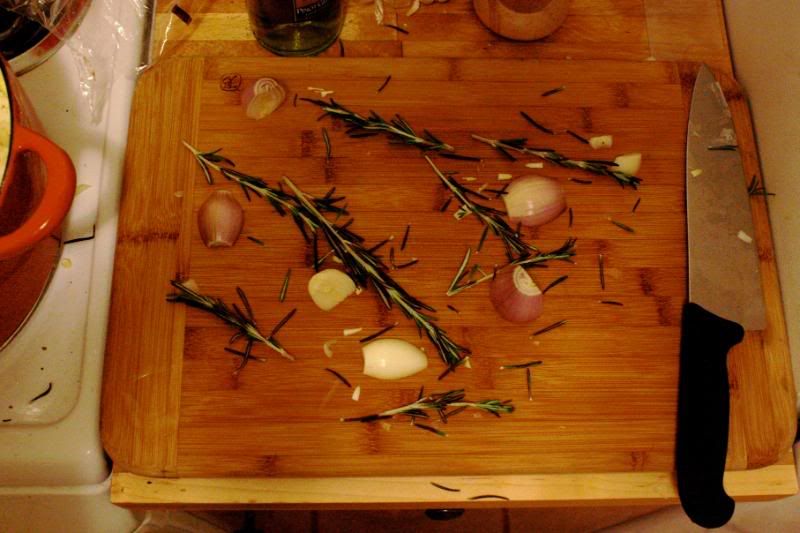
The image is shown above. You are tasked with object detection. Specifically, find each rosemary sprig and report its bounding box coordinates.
[426,156,536,259]
[471,134,642,189]
[342,389,514,423]
[167,280,294,364]
[300,98,455,152]
[447,239,577,296]
[184,143,468,368]
[282,177,469,368]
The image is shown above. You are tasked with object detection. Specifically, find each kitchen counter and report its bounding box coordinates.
[105,0,797,508]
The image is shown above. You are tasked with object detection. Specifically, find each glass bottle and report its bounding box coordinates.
[246,0,345,57]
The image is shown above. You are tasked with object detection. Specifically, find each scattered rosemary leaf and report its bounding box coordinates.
[598,253,605,290]
[485,184,510,198]
[439,153,482,162]
[469,494,510,501]
[609,218,635,233]
[431,482,461,492]
[541,85,565,97]
[377,74,392,93]
[531,320,566,337]
[293,93,298,107]
[322,127,331,162]
[476,225,489,252]
[500,360,542,370]
[325,368,352,388]
[247,235,266,247]
[542,275,568,294]
[526,367,533,401]
[338,39,345,56]
[520,111,554,135]
[447,304,460,314]
[414,423,447,437]
[566,129,589,144]
[384,23,409,35]
[632,198,641,213]
[601,300,624,306]
[224,347,267,363]
[401,224,411,250]
[394,258,419,270]
[747,175,775,197]
[279,268,291,302]
[29,382,53,403]
[568,177,593,185]
[439,196,453,212]
[269,308,297,337]
[568,207,574,228]
[708,144,738,151]
[359,322,398,343]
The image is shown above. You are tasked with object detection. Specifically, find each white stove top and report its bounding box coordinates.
[0,1,145,486]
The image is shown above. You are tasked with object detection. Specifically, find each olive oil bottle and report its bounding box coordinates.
[247,0,344,56]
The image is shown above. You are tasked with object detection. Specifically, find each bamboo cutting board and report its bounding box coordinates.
[101,57,795,483]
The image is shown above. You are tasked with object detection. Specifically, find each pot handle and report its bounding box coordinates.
[0,126,76,260]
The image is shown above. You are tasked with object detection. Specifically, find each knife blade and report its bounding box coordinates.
[676,64,766,528]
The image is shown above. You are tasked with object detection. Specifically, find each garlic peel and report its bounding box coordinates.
[589,135,613,149]
[362,338,428,380]
[197,190,244,248]
[242,78,285,119]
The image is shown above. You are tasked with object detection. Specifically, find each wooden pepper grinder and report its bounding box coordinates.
[473,0,569,40]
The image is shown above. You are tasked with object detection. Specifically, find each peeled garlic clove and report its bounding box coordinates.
[613,152,642,176]
[489,266,544,323]
[241,78,285,120]
[503,175,566,227]
[197,190,244,248]
[308,269,357,311]
[588,135,613,149]
[362,338,428,380]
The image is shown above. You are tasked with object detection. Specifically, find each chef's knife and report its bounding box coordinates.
[676,64,766,528]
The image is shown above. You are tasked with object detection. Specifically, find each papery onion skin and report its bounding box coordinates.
[197,190,244,248]
[241,78,285,119]
[503,175,566,227]
[490,266,544,323]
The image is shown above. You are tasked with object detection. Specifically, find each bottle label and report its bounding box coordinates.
[293,0,333,22]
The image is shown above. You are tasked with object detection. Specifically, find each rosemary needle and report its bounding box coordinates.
[384,23,409,35]
[609,218,635,233]
[568,177,592,185]
[359,322,398,343]
[598,254,610,296]
[446,304,459,314]
[542,275,568,294]
[401,224,411,250]
[531,320,566,337]
[414,423,447,437]
[247,236,266,247]
[526,367,533,401]
[431,482,461,492]
[568,207,574,228]
[377,75,392,93]
[601,300,624,306]
[500,360,542,370]
[566,130,589,144]
[541,85,565,97]
[325,368,352,388]
[322,127,331,162]
[520,111,554,135]
[469,494,511,501]
[279,268,291,302]
[632,198,641,212]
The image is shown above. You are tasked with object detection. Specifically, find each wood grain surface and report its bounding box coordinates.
[102,53,796,500]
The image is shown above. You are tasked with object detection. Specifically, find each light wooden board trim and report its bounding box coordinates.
[110,451,797,509]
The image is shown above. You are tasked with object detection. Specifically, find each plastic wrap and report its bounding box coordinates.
[0,0,153,121]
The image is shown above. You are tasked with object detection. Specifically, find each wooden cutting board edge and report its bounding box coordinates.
[100,57,796,482]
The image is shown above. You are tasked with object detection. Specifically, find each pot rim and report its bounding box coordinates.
[0,59,13,195]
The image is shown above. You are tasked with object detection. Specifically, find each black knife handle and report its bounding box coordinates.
[676,302,744,528]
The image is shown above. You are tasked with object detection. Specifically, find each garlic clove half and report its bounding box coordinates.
[197,190,244,248]
[613,152,642,176]
[362,338,428,380]
[241,78,285,120]
[308,269,357,311]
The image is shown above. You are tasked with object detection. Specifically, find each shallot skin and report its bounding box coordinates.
[489,266,544,323]
[503,176,566,227]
